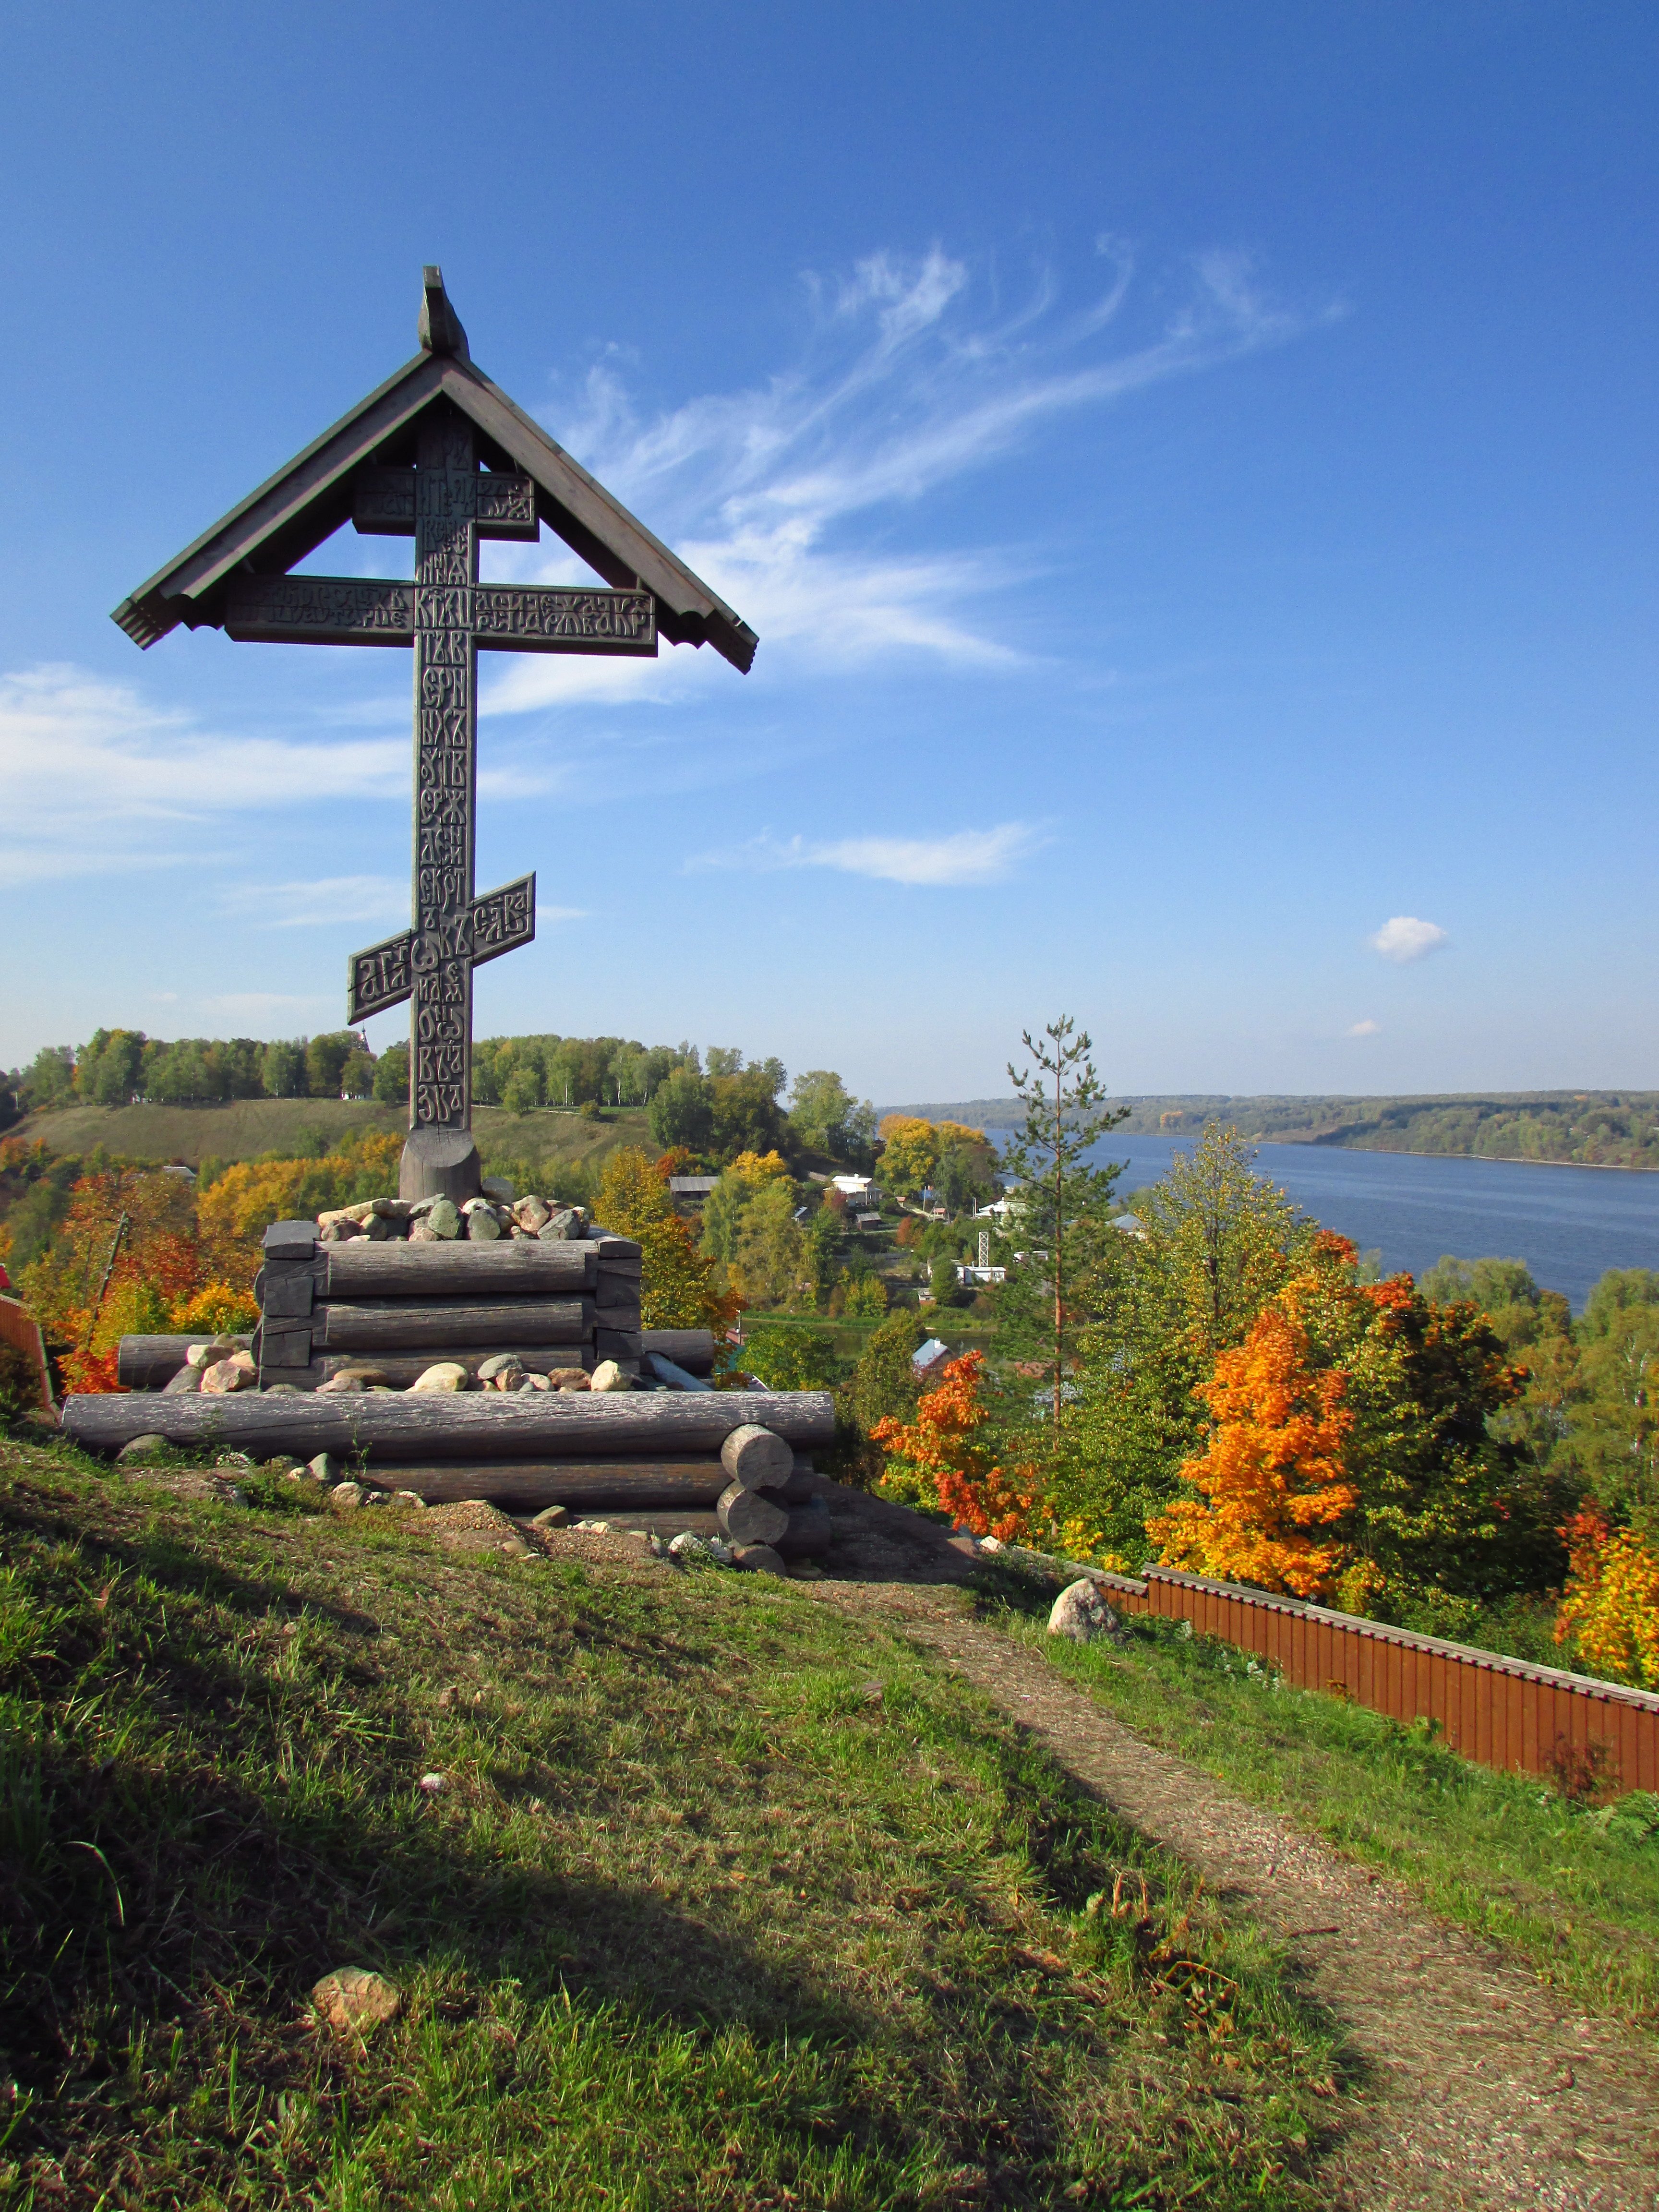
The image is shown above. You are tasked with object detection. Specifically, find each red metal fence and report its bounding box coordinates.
[1089,1562,1659,1793]
[0,1295,54,1414]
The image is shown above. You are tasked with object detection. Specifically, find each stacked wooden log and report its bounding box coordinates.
[81,1216,837,1564]
[62,1386,838,1560]
[254,1218,642,1386]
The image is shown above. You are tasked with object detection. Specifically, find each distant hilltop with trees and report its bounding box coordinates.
[882,1091,1659,1171]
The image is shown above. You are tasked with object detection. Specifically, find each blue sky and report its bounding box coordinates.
[2,2,1655,1103]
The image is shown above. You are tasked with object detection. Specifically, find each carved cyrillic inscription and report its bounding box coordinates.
[348,931,415,1023]
[474,472,538,539]
[473,586,656,655]
[405,411,479,1132]
[352,465,536,541]
[351,467,417,534]
[472,873,536,964]
[224,576,413,645]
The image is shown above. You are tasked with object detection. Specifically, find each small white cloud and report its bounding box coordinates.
[1346,1019,1381,1038]
[1370,916,1449,964]
[691,822,1043,887]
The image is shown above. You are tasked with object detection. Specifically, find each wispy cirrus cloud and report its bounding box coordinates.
[1370,916,1450,964]
[486,240,1329,710]
[690,821,1044,887]
[0,664,407,883]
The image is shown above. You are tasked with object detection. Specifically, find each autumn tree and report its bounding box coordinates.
[597,1147,739,1336]
[1554,1510,1659,1688]
[1147,1283,1358,1598]
[876,1116,940,1200]
[873,1351,1040,1541]
[1053,1126,1313,1563]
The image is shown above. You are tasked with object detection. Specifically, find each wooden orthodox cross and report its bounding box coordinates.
[115,269,757,1199]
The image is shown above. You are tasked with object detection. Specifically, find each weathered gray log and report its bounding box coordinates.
[717,1480,789,1547]
[774,1462,818,1505]
[362,1457,734,1508]
[594,1274,643,1309]
[119,1334,252,1391]
[313,1298,590,1350]
[595,1327,644,1361]
[641,1329,715,1377]
[322,1241,593,1297]
[720,1423,793,1492]
[61,1387,836,1462]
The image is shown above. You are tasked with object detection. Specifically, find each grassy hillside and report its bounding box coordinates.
[886,1093,1659,1169]
[0,1433,1338,2208]
[11,1099,656,1183]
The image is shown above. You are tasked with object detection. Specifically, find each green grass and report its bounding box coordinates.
[0,1435,1348,2210]
[11,1100,651,1183]
[1001,1595,1659,2035]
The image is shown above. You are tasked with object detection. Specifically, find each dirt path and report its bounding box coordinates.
[809,1485,1659,2212]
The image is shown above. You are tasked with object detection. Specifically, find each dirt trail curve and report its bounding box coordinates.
[809,1484,1659,2212]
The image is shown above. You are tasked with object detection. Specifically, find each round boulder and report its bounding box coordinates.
[1047,1578,1124,1644]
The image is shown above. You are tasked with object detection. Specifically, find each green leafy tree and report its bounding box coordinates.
[733,1180,812,1310]
[1566,1270,1659,1532]
[997,1016,1129,1433]
[709,1069,789,1162]
[259,1039,305,1099]
[373,1042,410,1106]
[77,1028,146,1106]
[21,1046,76,1112]
[740,1322,838,1391]
[848,1307,927,1436]
[705,1046,745,1078]
[649,1066,714,1154]
[788,1070,877,1167]
[304,1032,360,1099]
[502,1067,541,1116]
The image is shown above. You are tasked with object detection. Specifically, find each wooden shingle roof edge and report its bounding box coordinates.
[111,304,757,674]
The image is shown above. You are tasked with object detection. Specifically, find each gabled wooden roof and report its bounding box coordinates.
[112,270,757,674]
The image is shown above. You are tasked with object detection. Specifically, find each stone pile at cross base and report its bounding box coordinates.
[61,1176,836,1572]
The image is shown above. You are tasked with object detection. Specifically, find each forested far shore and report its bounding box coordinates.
[884,1090,1659,1170]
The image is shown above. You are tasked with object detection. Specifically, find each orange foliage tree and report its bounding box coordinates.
[20,1162,253,1393]
[871,1350,1040,1541]
[1555,1510,1659,1688]
[1147,1281,1358,1598]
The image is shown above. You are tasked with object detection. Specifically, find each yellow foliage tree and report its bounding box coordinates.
[598,1148,741,1337]
[1147,1283,1358,1599]
[196,1131,403,1251]
[876,1115,940,1198]
[728,1150,792,1183]
[1555,1511,1659,1688]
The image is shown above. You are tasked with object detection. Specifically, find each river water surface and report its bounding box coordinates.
[976,1130,1659,1311]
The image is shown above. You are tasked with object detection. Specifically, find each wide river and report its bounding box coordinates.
[976,1130,1659,1311]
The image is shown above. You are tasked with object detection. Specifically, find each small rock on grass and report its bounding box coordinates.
[116,1433,169,1464]
[330,1482,364,1510]
[392,1489,428,1509]
[311,1967,402,2032]
[1047,1578,1124,1643]
[529,1504,569,1529]
[308,1453,338,1484]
